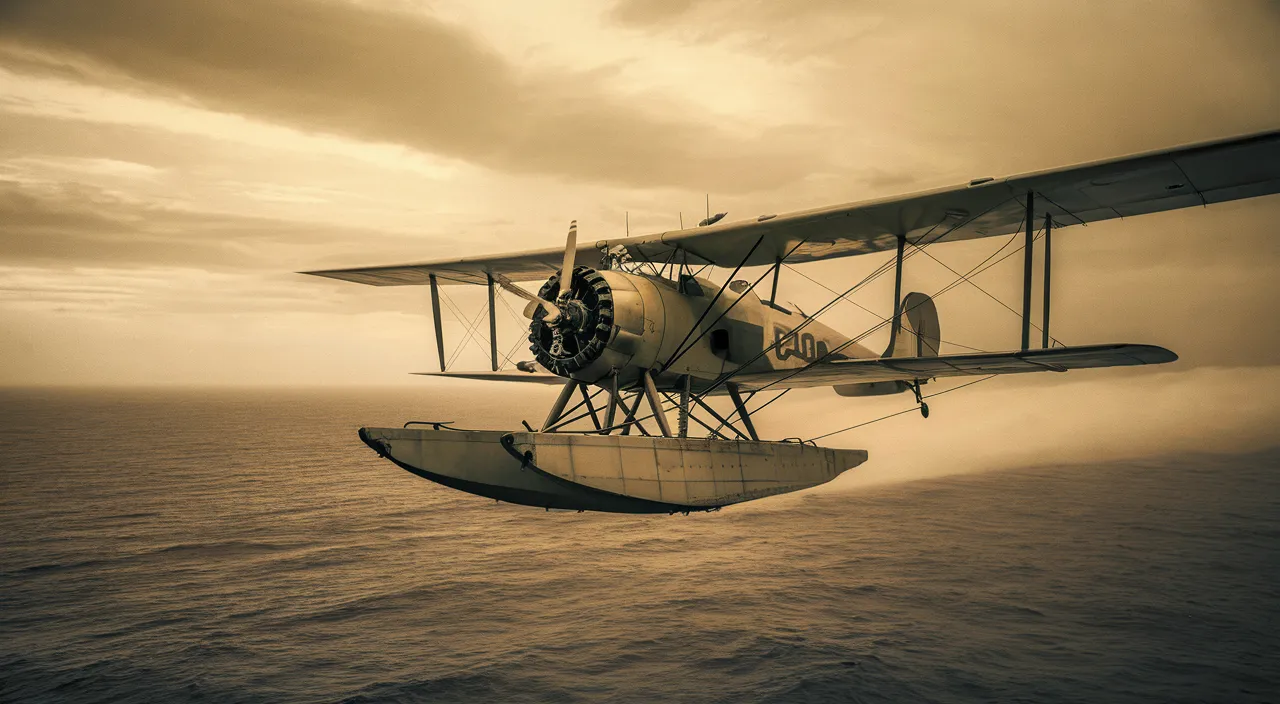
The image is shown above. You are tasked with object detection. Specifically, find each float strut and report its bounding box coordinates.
[429,274,446,372]
[541,380,579,432]
[642,371,673,437]
[579,384,602,430]
[1042,213,1052,349]
[1021,191,1035,351]
[619,391,646,436]
[603,373,619,434]
[726,382,759,441]
[678,375,691,438]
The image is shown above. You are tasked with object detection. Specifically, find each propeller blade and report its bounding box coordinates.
[490,272,540,304]
[557,220,577,299]
[492,272,560,322]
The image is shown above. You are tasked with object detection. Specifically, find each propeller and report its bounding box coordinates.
[488,220,580,327]
[548,220,580,357]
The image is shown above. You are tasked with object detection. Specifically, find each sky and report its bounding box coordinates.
[1,0,1278,392]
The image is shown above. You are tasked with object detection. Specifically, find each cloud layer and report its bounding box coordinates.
[0,0,1277,388]
[0,0,822,191]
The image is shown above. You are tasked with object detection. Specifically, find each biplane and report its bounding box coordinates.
[305,129,1280,514]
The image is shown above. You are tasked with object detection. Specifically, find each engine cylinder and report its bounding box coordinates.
[528,268,662,385]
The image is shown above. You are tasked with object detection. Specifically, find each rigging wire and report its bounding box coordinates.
[725,222,1055,431]
[714,388,791,433]
[806,374,997,442]
[660,235,768,372]
[705,243,945,429]
[721,200,1054,426]
[782,263,990,354]
[796,213,1070,440]
[494,288,532,365]
[439,288,520,369]
[911,231,1064,347]
[695,195,1019,402]
[439,291,489,369]
[495,286,528,326]
[558,389,681,435]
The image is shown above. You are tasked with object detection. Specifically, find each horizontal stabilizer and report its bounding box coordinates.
[413,370,566,385]
[729,343,1177,391]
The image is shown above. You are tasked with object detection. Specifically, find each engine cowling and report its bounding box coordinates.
[528,267,675,386]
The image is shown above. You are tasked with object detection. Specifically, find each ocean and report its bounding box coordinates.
[1,387,1277,703]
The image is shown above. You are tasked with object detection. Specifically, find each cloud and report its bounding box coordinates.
[610,0,1280,179]
[10,156,163,180]
[0,179,410,271]
[0,0,824,192]
[612,0,700,26]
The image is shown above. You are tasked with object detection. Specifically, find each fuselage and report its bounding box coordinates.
[551,269,877,394]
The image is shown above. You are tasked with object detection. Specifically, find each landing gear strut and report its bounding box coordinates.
[910,380,929,419]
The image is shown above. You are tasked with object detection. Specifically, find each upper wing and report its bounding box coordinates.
[301,242,604,286]
[728,343,1177,391]
[628,129,1280,268]
[302,129,1279,285]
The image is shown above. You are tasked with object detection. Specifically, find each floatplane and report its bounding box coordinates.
[305,130,1279,513]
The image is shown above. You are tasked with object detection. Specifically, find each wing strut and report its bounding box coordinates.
[1021,191,1035,350]
[887,234,906,355]
[487,273,499,372]
[429,274,446,372]
[1042,212,1053,349]
[768,257,781,305]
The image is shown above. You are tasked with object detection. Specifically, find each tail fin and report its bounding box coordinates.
[884,292,941,359]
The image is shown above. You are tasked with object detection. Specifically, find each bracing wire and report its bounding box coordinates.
[782,263,990,354]
[806,374,997,442]
[440,291,489,368]
[911,230,1064,347]
[687,194,1017,404]
[439,288,520,369]
[697,197,1016,403]
[721,197,1053,425]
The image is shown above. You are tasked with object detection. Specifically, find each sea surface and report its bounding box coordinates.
[1,388,1277,703]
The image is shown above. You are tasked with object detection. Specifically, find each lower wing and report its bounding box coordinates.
[412,370,565,384]
[729,343,1176,391]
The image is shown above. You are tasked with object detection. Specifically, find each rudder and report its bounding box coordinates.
[884,292,941,359]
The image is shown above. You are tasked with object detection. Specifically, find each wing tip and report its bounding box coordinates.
[1129,344,1178,365]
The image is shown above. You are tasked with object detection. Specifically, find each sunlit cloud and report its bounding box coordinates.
[0,67,465,180]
